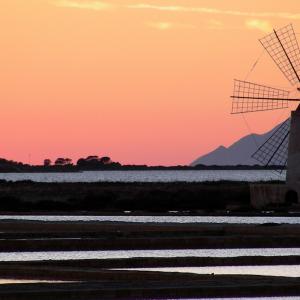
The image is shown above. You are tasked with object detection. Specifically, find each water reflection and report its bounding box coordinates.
[0,279,65,284]
[0,170,284,183]
[1,215,300,224]
[2,248,300,261]
[130,265,300,277]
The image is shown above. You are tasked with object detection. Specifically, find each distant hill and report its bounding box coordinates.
[191,123,281,166]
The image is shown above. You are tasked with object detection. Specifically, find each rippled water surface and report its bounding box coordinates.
[1,215,300,224]
[3,248,300,261]
[0,170,284,182]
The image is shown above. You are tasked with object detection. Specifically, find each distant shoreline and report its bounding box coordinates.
[0,165,286,173]
[0,156,286,172]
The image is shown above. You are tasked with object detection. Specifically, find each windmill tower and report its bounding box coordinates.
[231,24,300,203]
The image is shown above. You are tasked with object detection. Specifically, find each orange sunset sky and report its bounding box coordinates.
[1,0,300,166]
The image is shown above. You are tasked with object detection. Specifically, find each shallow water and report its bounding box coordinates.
[0,170,284,182]
[2,248,300,261]
[129,265,300,277]
[0,279,66,284]
[1,215,300,224]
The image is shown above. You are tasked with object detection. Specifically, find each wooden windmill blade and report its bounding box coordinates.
[259,24,300,86]
[251,119,290,171]
[231,80,293,114]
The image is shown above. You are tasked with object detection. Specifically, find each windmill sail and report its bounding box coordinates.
[231,80,290,114]
[252,118,290,169]
[260,24,300,86]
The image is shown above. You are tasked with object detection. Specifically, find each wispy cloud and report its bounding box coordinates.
[245,19,273,33]
[128,4,186,12]
[147,22,196,30]
[53,1,300,33]
[128,4,300,20]
[55,0,114,10]
[54,1,300,21]
[147,22,173,30]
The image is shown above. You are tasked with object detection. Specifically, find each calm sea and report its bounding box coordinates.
[0,170,285,182]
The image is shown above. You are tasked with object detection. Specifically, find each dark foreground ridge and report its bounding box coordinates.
[1,274,300,299]
[2,220,300,250]
[0,180,289,213]
[1,220,300,298]
[0,181,298,298]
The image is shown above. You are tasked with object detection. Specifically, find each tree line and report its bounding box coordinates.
[43,156,122,169]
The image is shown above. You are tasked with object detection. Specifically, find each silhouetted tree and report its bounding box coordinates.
[64,158,73,165]
[76,155,118,169]
[100,156,111,164]
[55,158,73,166]
[0,158,23,172]
[44,159,51,167]
[77,157,100,168]
[86,156,99,161]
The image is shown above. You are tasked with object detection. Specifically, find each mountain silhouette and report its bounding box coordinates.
[191,122,283,166]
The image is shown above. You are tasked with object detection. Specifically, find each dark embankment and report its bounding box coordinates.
[1,273,300,299]
[2,235,300,251]
[1,220,300,250]
[0,181,252,212]
[2,220,300,298]
[0,255,300,298]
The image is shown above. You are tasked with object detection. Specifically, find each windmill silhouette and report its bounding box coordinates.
[231,24,300,198]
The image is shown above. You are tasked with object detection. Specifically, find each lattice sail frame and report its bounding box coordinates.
[231,24,300,169]
[231,80,290,114]
[260,24,300,86]
[252,118,290,170]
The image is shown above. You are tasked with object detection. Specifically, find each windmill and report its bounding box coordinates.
[231,24,300,199]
